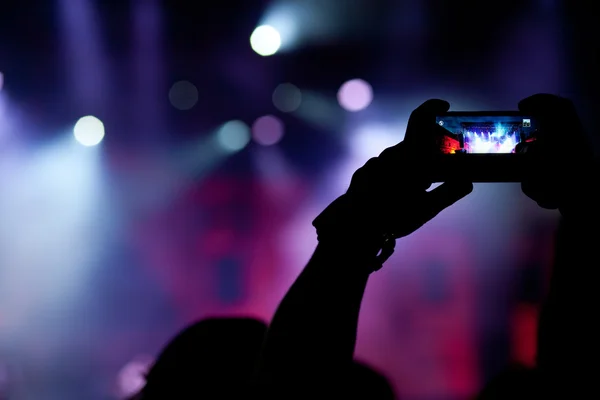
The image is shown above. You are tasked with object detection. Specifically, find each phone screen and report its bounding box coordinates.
[434,113,539,154]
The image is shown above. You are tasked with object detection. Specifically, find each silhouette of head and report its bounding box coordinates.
[273,360,395,400]
[139,317,267,399]
[476,364,538,400]
[346,360,395,399]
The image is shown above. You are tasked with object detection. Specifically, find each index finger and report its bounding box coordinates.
[404,99,450,148]
[518,93,584,143]
[379,99,450,160]
[518,93,575,116]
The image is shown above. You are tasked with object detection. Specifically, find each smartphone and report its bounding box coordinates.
[430,112,540,182]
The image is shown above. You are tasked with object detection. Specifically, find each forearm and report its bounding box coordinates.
[536,203,600,390]
[258,242,373,384]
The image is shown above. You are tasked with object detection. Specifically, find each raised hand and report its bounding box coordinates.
[313,99,473,270]
[517,94,596,215]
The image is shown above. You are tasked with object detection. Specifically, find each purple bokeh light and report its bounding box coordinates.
[116,355,153,398]
[251,115,284,146]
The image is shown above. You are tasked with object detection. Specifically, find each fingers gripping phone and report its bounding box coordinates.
[430,112,540,182]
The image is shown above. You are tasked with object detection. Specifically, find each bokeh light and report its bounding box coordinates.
[337,79,373,112]
[168,80,199,110]
[272,83,302,112]
[116,356,153,398]
[252,115,284,146]
[73,116,105,146]
[250,25,281,56]
[350,123,404,160]
[216,120,251,152]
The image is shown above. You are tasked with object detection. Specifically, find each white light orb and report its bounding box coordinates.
[73,116,105,146]
[250,25,281,56]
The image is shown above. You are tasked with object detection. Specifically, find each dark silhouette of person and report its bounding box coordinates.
[256,93,599,399]
[132,317,267,399]
[516,94,599,398]
[476,94,598,398]
[474,364,538,399]
[255,99,473,399]
[349,360,396,400]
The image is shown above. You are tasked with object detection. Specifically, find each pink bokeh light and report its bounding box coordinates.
[116,355,154,398]
[337,79,373,112]
[251,115,284,146]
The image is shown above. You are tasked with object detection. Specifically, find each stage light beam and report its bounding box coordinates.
[250,25,281,56]
[73,116,105,147]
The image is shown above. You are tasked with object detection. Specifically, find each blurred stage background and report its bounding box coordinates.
[0,0,598,399]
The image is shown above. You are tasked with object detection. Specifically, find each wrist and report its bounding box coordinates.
[314,194,397,273]
[313,194,387,244]
[558,161,600,220]
[317,238,381,258]
[314,242,380,276]
[559,187,600,223]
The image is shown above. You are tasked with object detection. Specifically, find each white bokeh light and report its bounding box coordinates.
[337,79,373,112]
[329,122,406,200]
[73,116,105,146]
[350,123,404,161]
[250,25,282,56]
[216,120,251,152]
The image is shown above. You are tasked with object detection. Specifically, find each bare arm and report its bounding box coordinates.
[536,193,600,396]
[256,241,375,395]
[255,99,472,397]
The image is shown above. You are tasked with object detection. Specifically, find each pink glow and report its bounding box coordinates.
[252,115,284,146]
[337,79,373,112]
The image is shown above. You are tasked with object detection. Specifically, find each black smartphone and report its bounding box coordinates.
[430,112,540,182]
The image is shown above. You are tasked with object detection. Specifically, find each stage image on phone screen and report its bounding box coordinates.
[434,114,538,154]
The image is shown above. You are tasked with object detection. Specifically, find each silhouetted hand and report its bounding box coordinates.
[313,99,473,269]
[517,94,596,214]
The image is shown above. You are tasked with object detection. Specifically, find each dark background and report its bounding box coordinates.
[0,1,598,399]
